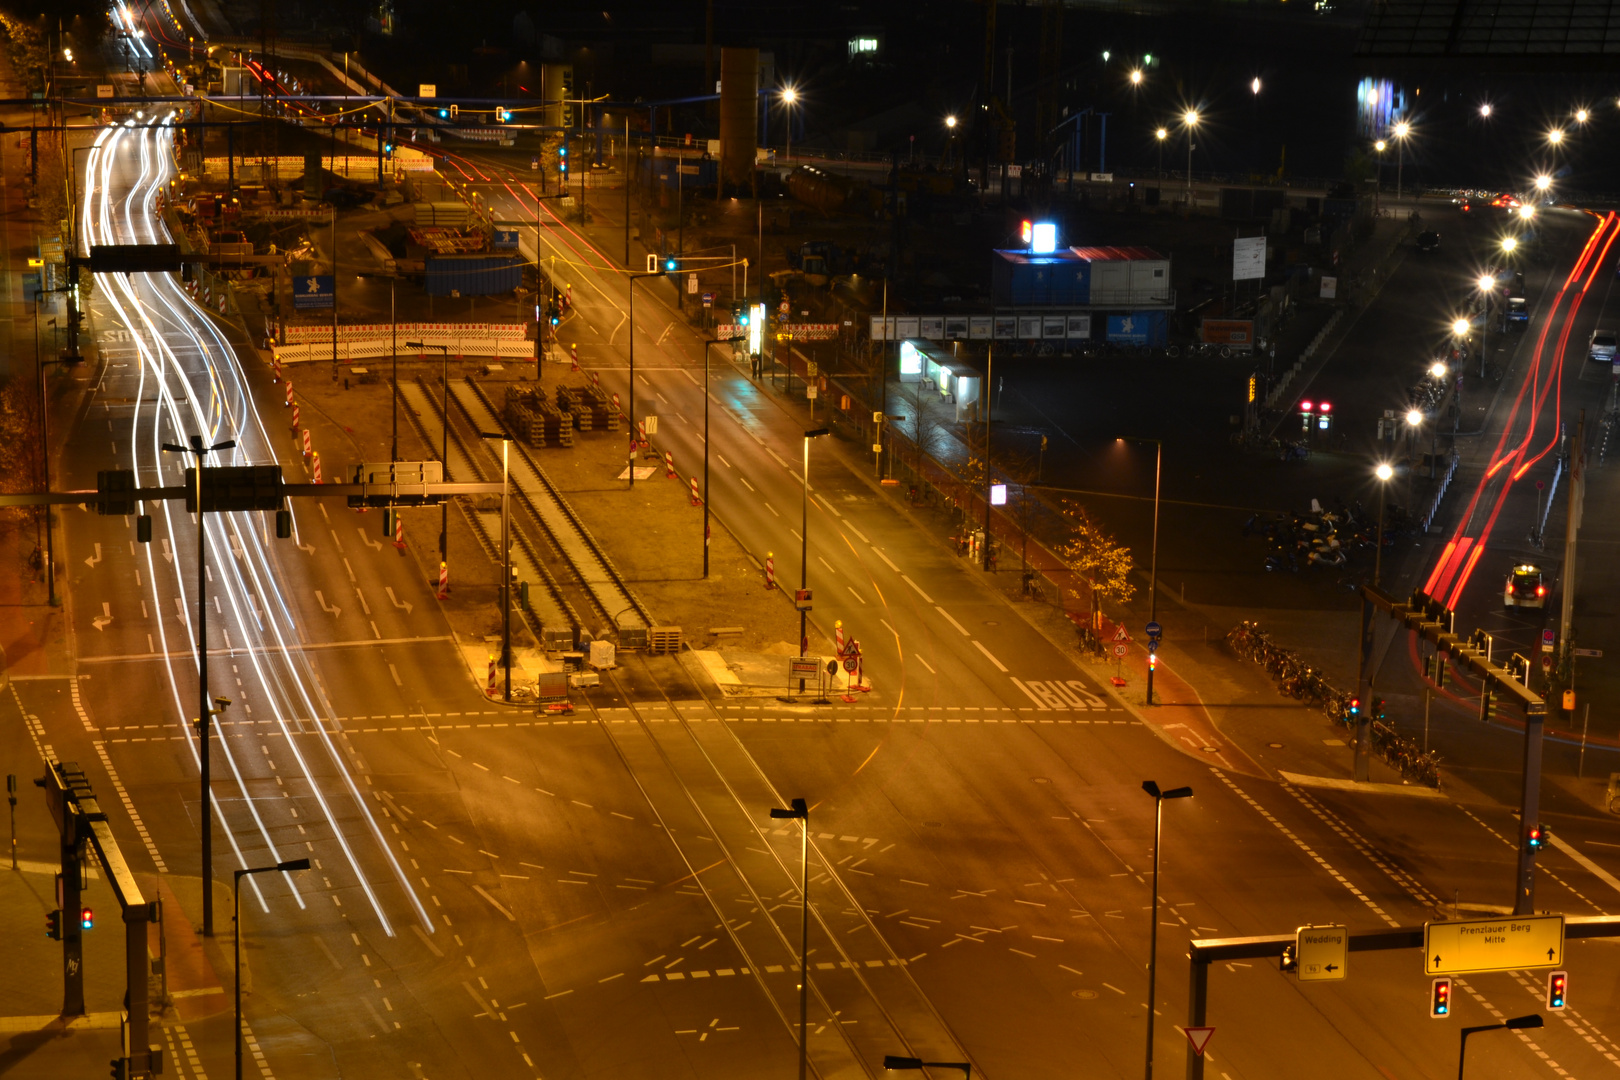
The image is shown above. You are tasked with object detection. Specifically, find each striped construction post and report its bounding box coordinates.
[272,360,281,383]
[301,428,312,459]
[765,552,776,590]
[311,452,323,484]
[284,381,294,407]
[638,422,649,450]
[290,402,301,434]
[591,371,600,388]
[394,516,406,550]
[570,344,579,371]
[689,475,702,505]
[835,619,845,657]
[664,451,676,479]
[611,392,621,417]
[438,561,449,599]
[486,655,497,696]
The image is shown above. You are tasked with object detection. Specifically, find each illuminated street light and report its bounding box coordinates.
[1480,103,1492,118]
[1534,174,1552,191]
[1155,127,1168,182]
[1478,273,1496,292]
[1452,317,1471,337]
[945,114,957,129]
[1501,236,1519,254]
[1251,77,1261,95]
[1391,120,1411,202]
[1156,126,1169,140]
[1375,139,1386,152]
[1182,110,1199,204]
[1575,108,1590,124]
[1547,127,1564,145]
[1130,69,1143,86]
[781,86,799,162]
[1520,204,1536,220]
[781,86,797,105]
[1431,361,1448,379]
[1406,408,1424,427]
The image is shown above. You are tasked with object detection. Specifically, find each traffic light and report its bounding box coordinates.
[548,304,560,327]
[495,107,509,122]
[437,108,448,119]
[1148,642,1158,671]
[1348,696,1360,717]
[558,141,569,176]
[46,909,61,940]
[737,307,750,327]
[80,906,94,931]
[1371,696,1385,720]
[1430,977,1451,1018]
[663,256,678,273]
[1547,970,1567,1009]
[109,1056,129,1080]
[1527,823,1548,852]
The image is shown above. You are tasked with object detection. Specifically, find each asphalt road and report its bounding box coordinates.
[11,111,1620,1080]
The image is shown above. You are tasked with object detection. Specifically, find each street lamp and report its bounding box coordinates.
[406,340,451,560]
[1405,408,1424,470]
[781,86,798,163]
[800,428,831,672]
[162,433,238,938]
[1459,1014,1543,1079]
[1181,110,1199,205]
[1480,103,1492,118]
[769,798,810,1080]
[1391,120,1411,204]
[1574,108,1590,124]
[1140,780,1193,1080]
[1373,462,1394,587]
[1118,437,1162,705]
[235,858,310,1080]
[478,432,513,700]
[884,1057,970,1080]
[1250,76,1261,95]
[1501,235,1518,256]
[1129,68,1143,87]
[1374,139,1387,215]
[1155,127,1168,184]
[1547,127,1564,146]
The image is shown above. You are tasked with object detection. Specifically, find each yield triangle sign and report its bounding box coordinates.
[1185,1027,1215,1056]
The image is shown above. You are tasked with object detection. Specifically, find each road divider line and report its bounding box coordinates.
[1549,833,1620,902]
[916,656,936,675]
[872,548,900,573]
[903,575,933,603]
[847,586,867,605]
[935,607,969,636]
[972,640,1008,672]
[473,885,517,921]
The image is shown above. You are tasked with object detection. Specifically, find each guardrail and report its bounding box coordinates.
[1420,450,1461,534]
[1263,310,1342,411]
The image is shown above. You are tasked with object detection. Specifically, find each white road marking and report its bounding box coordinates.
[872,548,900,572]
[972,640,1008,672]
[916,656,936,675]
[935,607,969,636]
[739,476,755,492]
[903,575,934,603]
[847,586,867,605]
[764,502,778,517]
[717,454,732,468]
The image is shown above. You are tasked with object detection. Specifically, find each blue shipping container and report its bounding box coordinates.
[426,255,522,297]
[992,250,1090,307]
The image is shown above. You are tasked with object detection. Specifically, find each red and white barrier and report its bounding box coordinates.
[438,561,449,599]
[284,382,294,407]
[290,403,301,433]
[664,451,676,479]
[689,475,702,505]
[301,428,312,459]
[486,655,497,696]
[570,344,579,371]
[765,552,776,590]
[393,516,406,550]
[311,452,323,484]
[835,619,845,657]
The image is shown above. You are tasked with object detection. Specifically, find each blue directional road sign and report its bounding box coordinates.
[493,229,520,250]
[293,275,335,310]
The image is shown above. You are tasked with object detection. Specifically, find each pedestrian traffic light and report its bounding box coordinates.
[664,256,678,273]
[1547,970,1567,1009]
[1430,977,1451,1017]
[1527,823,1547,852]
[437,108,448,119]
[737,307,750,326]
[1348,696,1360,717]
[449,104,458,120]
[46,909,61,940]
[549,304,560,327]
[558,141,569,175]
[80,906,94,930]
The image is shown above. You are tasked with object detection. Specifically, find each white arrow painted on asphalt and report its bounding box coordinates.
[315,590,341,618]
[358,527,383,551]
[385,586,414,616]
[230,532,246,560]
[92,602,112,631]
[297,540,316,555]
[161,538,173,564]
[83,542,103,569]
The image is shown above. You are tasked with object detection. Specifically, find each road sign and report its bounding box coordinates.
[1542,629,1555,653]
[702,292,715,307]
[1113,643,1128,658]
[1574,648,1603,658]
[1425,914,1564,975]
[493,229,519,249]
[293,275,335,311]
[1184,1028,1215,1056]
[788,658,821,680]
[1146,621,1162,637]
[1296,924,1348,982]
[1113,625,1130,642]
[531,156,539,171]
[644,416,658,435]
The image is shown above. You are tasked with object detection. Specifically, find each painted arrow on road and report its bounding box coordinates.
[92,602,112,631]
[385,586,414,616]
[83,542,102,569]
[161,538,173,564]
[358,527,383,551]
[315,590,342,618]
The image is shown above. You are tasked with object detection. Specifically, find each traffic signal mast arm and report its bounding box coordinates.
[1361,585,1545,716]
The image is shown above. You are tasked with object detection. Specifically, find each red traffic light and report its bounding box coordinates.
[1430,977,1451,1017]
[80,906,94,930]
[1299,400,1313,412]
[1548,970,1567,1009]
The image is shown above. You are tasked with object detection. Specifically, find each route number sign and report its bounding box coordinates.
[1296,924,1347,982]
[1424,914,1564,975]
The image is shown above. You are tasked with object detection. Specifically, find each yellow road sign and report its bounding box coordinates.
[1296,924,1348,982]
[1424,914,1564,975]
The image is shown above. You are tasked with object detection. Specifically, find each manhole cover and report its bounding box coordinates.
[1268,742,1284,749]
[1032,777,1050,784]
[1071,989,1098,1000]
[1201,746,1220,753]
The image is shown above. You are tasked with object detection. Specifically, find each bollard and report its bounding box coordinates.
[311,451,323,484]
[487,655,497,697]
[570,344,579,371]
[438,561,450,599]
[592,371,600,388]
[301,428,312,459]
[291,402,301,434]
[284,381,294,407]
[272,360,281,384]
[765,552,776,590]
[664,450,676,479]
[394,516,406,550]
[835,619,845,657]
[689,475,702,505]
[638,421,649,450]
[612,392,621,417]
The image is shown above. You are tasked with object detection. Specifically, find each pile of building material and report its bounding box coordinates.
[504,386,574,447]
[555,384,619,431]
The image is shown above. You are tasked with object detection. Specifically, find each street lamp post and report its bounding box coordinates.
[234,858,310,1080]
[1428,360,1448,479]
[1373,461,1394,588]
[406,340,451,560]
[1120,437,1162,705]
[626,269,669,489]
[1373,139,1386,217]
[801,428,830,672]
[161,433,238,938]
[478,432,513,701]
[1155,127,1168,187]
[770,798,810,1080]
[1141,780,1193,1080]
[1181,111,1198,207]
[1459,1015,1543,1079]
[982,344,994,571]
[1392,120,1410,205]
[782,87,797,164]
